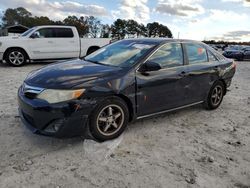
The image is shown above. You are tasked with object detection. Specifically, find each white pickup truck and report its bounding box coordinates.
[0,25,110,66]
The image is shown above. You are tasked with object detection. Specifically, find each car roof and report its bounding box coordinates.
[35,25,75,29]
[122,38,204,45]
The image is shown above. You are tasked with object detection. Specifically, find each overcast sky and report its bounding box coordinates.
[0,0,250,41]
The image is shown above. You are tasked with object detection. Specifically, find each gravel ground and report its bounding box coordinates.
[0,60,250,188]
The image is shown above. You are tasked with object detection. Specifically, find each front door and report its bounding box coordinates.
[136,42,189,116]
[28,27,56,59]
[28,27,79,60]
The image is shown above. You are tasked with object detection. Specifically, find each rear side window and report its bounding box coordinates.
[54,28,74,38]
[207,50,217,61]
[185,43,208,64]
[148,43,183,69]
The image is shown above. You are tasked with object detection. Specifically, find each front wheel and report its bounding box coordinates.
[5,49,27,66]
[204,81,225,110]
[89,97,129,141]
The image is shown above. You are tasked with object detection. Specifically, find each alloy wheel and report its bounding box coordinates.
[9,51,25,66]
[96,104,124,136]
[211,85,223,106]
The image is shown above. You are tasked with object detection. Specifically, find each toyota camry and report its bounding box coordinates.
[18,39,236,141]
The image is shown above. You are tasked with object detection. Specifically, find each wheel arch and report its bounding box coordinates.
[114,94,134,122]
[86,46,100,55]
[3,47,30,61]
[218,79,227,95]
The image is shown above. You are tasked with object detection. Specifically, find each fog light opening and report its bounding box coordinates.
[44,119,64,133]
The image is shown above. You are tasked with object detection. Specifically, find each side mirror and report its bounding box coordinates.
[30,31,40,39]
[139,61,161,72]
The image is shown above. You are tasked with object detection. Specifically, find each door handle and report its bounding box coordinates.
[70,41,75,43]
[48,41,53,43]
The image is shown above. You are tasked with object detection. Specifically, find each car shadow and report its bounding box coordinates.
[18,104,205,148]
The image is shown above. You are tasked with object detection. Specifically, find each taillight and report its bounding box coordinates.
[232,61,236,69]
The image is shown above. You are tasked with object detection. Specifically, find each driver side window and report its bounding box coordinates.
[35,28,54,38]
[148,43,184,69]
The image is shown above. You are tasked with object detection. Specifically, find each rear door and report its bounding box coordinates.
[183,43,220,103]
[136,42,190,116]
[53,28,80,58]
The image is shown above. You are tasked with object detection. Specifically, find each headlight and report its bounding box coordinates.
[36,89,85,103]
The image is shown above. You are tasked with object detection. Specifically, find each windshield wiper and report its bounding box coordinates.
[84,58,118,67]
[86,59,104,65]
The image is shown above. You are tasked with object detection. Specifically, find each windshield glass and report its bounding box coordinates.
[84,40,157,68]
[21,27,36,37]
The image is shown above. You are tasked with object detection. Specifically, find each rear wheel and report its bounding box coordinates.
[5,49,27,66]
[204,81,225,110]
[89,97,129,141]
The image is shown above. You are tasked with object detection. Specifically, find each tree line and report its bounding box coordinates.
[0,7,173,39]
[203,40,250,46]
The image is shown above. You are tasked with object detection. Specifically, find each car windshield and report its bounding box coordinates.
[21,27,36,37]
[84,40,157,68]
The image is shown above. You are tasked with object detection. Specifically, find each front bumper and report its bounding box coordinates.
[18,87,95,138]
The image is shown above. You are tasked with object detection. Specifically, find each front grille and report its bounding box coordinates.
[24,92,38,99]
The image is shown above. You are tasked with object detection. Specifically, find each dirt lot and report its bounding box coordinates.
[0,60,249,188]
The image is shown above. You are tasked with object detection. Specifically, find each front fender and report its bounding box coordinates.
[1,38,31,59]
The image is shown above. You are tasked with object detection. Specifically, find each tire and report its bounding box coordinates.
[89,97,129,142]
[5,48,27,67]
[204,81,225,110]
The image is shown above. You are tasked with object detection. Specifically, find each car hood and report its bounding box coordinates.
[25,59,123,89]
[0,36,22,41]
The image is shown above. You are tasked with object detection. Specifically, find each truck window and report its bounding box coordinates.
[34,28,74,38]
[36,28,54,38]
[54,28,74,38]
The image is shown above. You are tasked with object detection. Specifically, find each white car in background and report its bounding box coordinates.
[0,25,110,66]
